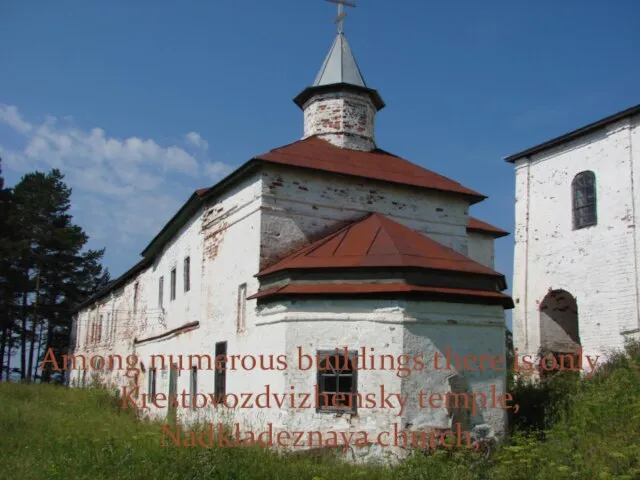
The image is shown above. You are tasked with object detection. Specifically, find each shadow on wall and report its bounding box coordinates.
[403,323,498,434]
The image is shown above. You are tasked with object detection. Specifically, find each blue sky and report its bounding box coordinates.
[1,0,639,316]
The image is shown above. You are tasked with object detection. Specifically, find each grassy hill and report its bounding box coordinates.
[1,341,639,480]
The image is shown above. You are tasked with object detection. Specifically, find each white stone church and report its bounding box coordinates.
[508,103,640,371]
[69,23,513,456]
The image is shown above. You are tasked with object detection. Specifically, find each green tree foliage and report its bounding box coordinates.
[0,163,109,382]
[0,158,18,381]
[505,328,514,389]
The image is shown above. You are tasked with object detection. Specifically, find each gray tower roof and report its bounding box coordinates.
[313,33,367,88]
[293,30,384,111]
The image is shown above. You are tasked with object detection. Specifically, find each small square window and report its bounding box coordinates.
[316,349,358,414]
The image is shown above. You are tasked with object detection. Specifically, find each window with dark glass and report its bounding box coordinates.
[97,315,103,343]
[214,342,227,403]
[184,256,190,292]
[316,349,358,413]
[572,171,597,229]
[170,268,176,301]
[111,312,118,340]
[190,367,198,410]
[133,282,139,314]
[148,368,157,400]
[158,276,164,308]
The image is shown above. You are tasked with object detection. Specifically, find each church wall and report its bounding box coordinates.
[467,232,495,269]
[512,115,640,364]
[70,172,290,428]
[262,299,403,445]
[259,164,471,270]
[253,298,506,450]
[148,208,205,339]
[70,264,153,389]
[401,301,507,438]
[135,173,272,423]
[511,158,530,356]
[629,113,640,343]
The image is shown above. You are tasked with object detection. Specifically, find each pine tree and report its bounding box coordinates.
[0,158,18,381]
[5,168,108,382]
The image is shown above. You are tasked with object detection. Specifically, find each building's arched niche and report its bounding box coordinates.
[539,289,580,356]
[538,289,581,377]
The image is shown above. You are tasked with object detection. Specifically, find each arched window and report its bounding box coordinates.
[572,171,597,229]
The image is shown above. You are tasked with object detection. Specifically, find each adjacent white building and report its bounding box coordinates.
[69,26,513,459]
[507,103,640,371]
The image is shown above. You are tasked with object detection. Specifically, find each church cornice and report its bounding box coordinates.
[293,82,385,111]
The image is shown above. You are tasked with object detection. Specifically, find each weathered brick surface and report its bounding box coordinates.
[302,91,376,151]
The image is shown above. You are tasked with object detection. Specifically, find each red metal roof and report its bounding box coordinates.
[257,212,503,278]
[255,137,486,203]
[467,216,509,237]
[248,283,512,307]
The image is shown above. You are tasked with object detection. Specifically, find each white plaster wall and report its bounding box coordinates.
[261,299,404,439]
[512,114,640,363]
[467,232,495,269]
[254,298,506,443]
[70,265,154,390]
[70,207,208,391]
[70,172,290,429]
[134,173,274,424]
[628,113,640,343]
[401,301,507,438]
[511,158,530,356]
[260,165,472,270]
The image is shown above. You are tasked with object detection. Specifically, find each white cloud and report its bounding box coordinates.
[204,161,233,180]
[0,104,233,254]
[0,105,32,134]
[185,131,208,150]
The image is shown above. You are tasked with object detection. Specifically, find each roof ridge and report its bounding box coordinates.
[365,225,382,256]
[331,227,350,256]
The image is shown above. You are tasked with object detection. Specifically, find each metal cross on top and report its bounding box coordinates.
[325,0,357,34]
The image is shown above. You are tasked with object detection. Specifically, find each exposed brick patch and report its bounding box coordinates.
[302,91,376,151]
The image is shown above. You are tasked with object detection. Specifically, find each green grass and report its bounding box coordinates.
[1,341,639,480]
